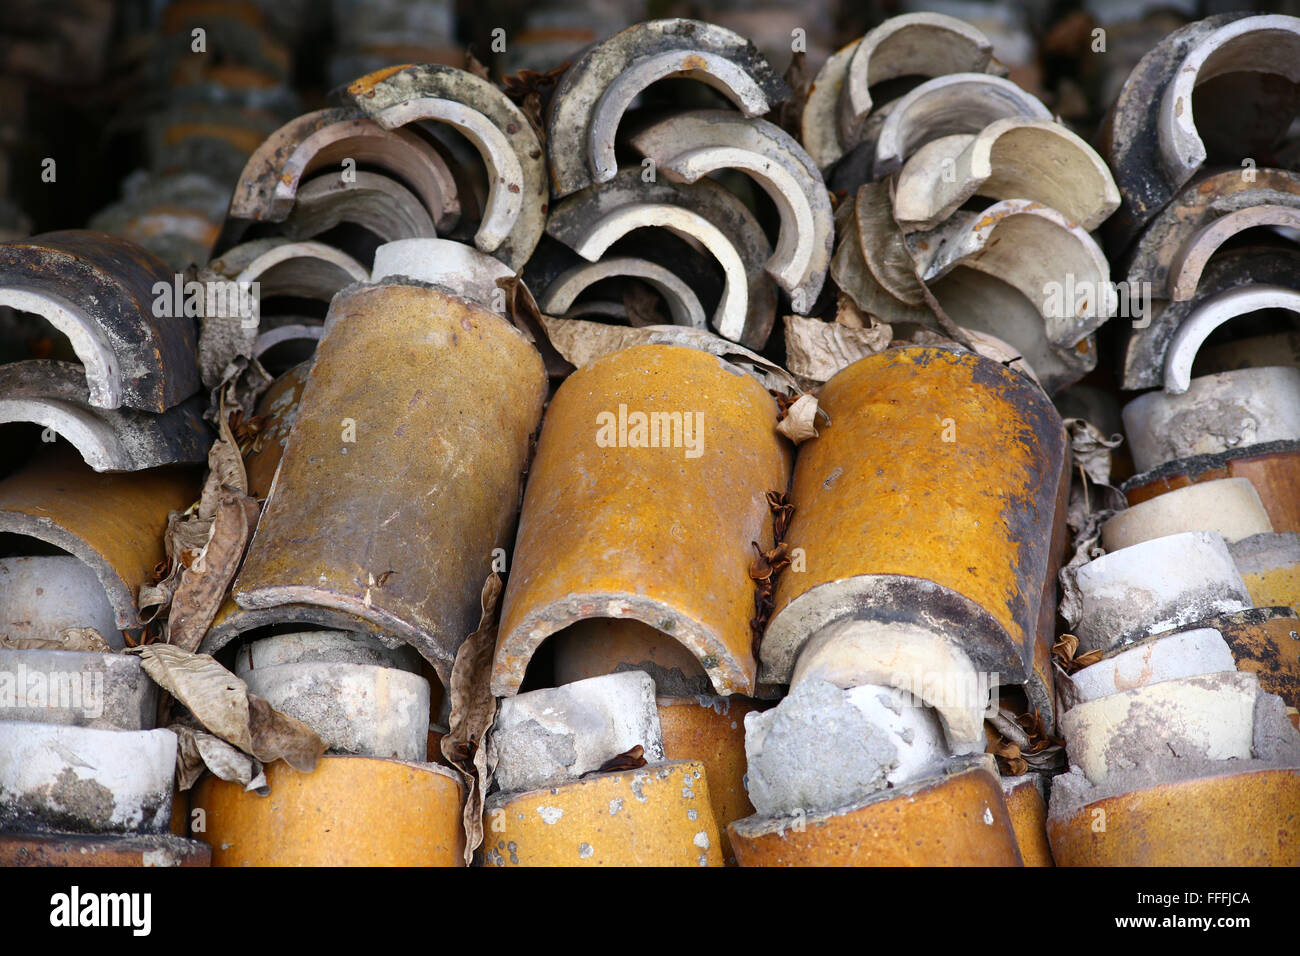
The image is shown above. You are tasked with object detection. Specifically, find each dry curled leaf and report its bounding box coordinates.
[132,644,324,776]
[172,721,266,793]
[749,540,791,585]
[988,705,1065,775]
[989,706,1067,776]
[988,737,1028,776]
[1054,632,1080,661]
[496,275,570,378]
[834,291,868,329]
[775,392,821,444]
[1064,418,1124,488]
[228,409,268,457]
[464,50,492,82]
[766,490,795,541]
[209,353,274,424]
[440,573,504,866]
[1053,632,1104,675]
[500,62,567,147]
[248,693,327,773]
[1,627,114,653]
[134,644,252,751]
[749,492,796,656]
[166,490,259,653]
[583,744,647,776]
[784,312,891,385]
[500,63,567,101]
[140,399,258,645]
[57,627,114,652]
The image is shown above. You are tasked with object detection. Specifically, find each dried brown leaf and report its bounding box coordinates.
[229,409,268,457]
[464,50,492,82]
[988,737,1027,776]
[496,275,571,378]
[766,490,795,540]
[835,291,867,328]
[750,492,796,656]
[583,744,647,776]
[775,393,821,444]
[500,63,567,101]
[1,628,114,652]
[1053,632,1105,675]
[440,573,504,866]
[247,693,326,772]
[172,722,267,793]
[200,424,247,518]
[133,644,324,775]
[989,738,1021,760]
[989,705,1064,774]
[141,397,257,637]
[210,354,274,424]
[1064,418,1124,488]
[164,506,210,560]
[748,540,790,584]
[55,627,114,652]
[137,579,177,625]
[784,312,891,384]
[172,722,207,792]
[1016,708,1065,753]
[500,62,567,147]
[1075,649,1103,670]
[1053,632,1080,662]
[134,645,252,752]
[165,490,259,652]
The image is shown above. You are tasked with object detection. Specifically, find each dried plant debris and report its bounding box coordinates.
[172,719,267,793]
[139,401,260,650]
[749,491,796,656]
[131,644,325,785]
[167,492,259,652]
[1064,418,1124,489]
[211,355,275,424]
[1057,419,1127,628]
[501,62,568,146]
[228,406,270,458]
[988,707,1066,775]
[1,627,114,653]
[497,274,571,378]
[582,744,648,777]
[440,572,504,866]
[783,310,891,385]
[775,392,822,444]
[767,489,796,541]
[1052,632,1103,676]
[464,50,492,83]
